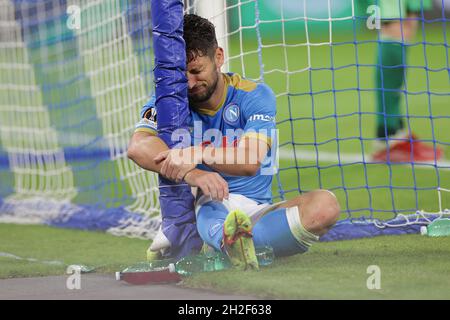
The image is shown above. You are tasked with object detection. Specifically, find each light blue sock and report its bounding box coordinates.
[252,208,311,257]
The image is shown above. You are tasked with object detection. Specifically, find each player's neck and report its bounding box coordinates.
[194,72,225,112]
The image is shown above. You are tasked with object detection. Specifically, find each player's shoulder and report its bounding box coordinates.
[226,73,275,110]
[226,73,257,92]
[252,81,275,101]
[226,73,274,98]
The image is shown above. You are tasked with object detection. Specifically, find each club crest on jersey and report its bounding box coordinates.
[223,103,240,125]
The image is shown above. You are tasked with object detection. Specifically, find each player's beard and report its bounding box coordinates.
[188,69,219,105]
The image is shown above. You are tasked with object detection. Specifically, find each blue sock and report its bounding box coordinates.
[253,208,309,257]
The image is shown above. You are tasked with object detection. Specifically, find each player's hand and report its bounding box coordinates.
[154,147,202,183]
[184,169,229,202]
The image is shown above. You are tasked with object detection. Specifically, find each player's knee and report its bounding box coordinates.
[313,189,340,222]
[301,189,340,235]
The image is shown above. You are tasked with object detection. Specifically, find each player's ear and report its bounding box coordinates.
[214,47,224,71]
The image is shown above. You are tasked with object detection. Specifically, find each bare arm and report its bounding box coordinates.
[203,137,269,176]
[127,131,229,201]
[154,136,270,179]
[127,131,169,174]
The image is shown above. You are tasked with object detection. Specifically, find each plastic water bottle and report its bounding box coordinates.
[149,258,177,271]
[420,218,450,237]
[255,246,274,266]
[122,258,176,273]
[116,259,181,284]
[121,262,152,273]
[175,252,232,276]
[174,246,275,276]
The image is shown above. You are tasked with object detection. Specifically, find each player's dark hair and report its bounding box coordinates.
[184,14,218,63]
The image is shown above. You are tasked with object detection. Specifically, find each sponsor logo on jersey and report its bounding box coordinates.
[248,114,275,122]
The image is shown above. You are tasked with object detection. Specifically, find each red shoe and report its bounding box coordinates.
[372,134,443,163]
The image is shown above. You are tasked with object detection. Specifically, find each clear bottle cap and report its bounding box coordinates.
[420,226,427,236]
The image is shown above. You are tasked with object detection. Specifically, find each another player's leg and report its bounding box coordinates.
[372,1,442,162]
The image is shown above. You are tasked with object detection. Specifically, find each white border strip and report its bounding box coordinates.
[278,147,450,170]
[0,252,65,266]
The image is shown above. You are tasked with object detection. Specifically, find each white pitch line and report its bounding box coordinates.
[278,147,450,170]
[0,252,65,266]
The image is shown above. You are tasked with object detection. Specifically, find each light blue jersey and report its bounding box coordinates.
[135,73,277,204]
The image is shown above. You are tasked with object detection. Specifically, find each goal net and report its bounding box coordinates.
[0,0,448,240]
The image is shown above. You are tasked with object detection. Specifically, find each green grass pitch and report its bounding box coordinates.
[1,223,450,299]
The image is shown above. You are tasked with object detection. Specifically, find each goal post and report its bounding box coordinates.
[186,0,230,72]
